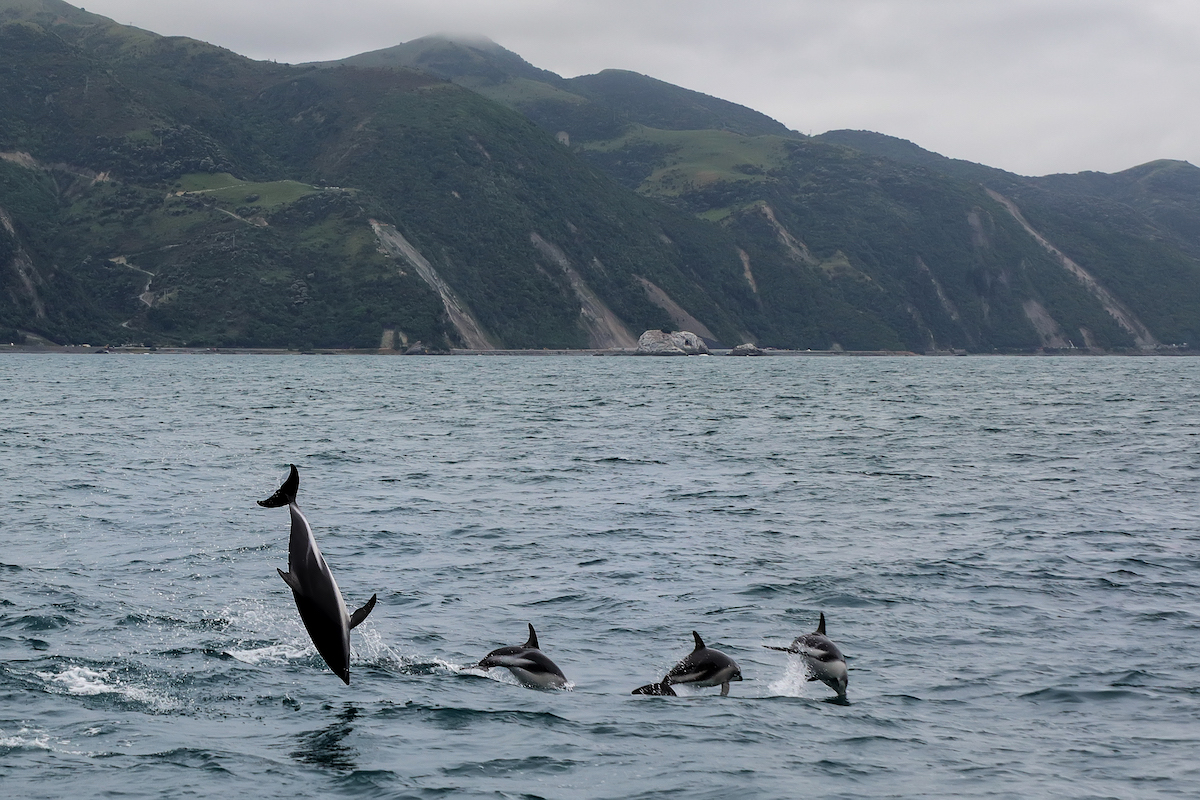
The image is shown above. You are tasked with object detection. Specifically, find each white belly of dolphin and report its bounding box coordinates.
[485,654,567,689]
[507,666,569,689]
[805,656,848,692]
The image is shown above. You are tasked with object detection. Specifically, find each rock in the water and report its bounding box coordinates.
[727,342,763,356]
[637,330,710,355]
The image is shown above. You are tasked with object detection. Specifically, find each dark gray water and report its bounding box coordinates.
[2,354,1199,799]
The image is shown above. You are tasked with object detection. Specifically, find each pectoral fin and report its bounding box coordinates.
[349,594,378,629]
[278,568,303,594]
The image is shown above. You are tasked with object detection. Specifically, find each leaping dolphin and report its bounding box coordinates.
[258,464,377,684]
[476,623,569,689]
[764,612,848,699]
[632,631,743,696]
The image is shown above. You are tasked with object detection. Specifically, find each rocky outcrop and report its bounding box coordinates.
[636,329,710,355]
[634,276,718,343]
[727,342,763,356]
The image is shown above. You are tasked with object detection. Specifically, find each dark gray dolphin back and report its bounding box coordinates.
[259,465,377,685]
[476,623,568,687]
[632,630,741,695]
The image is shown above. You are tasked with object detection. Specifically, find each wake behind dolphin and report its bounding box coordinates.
[258,465,378,684]
[764,612,848,700]
[632,631,742,696]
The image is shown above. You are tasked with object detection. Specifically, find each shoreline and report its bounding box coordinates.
[2,343,1197,357]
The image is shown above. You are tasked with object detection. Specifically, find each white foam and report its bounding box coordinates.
[224,642,312,665]
[437,658,523,686]
[0,728,53,751]
[38,666,179,712]
[767,654,814,698]
[46,666,113,696]
[352,626,412,670]
[0,726,101,757]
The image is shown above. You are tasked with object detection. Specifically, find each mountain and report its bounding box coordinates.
[3,5,1200,352]
[0,2,758,350]
[340,37,796,140]
[342,35,1200,352]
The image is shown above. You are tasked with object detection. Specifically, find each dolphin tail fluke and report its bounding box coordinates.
[632,681,677,696]
[817,612,826,635]
[277,568,302,594]
[258,464,299,508]
[524,623,539,650]
[349,594,378,629]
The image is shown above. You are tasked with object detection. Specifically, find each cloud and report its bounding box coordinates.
[75,0,1200,175]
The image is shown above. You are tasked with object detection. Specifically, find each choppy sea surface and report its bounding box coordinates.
[2,354,1199,799]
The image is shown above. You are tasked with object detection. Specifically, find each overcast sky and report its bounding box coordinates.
[77,0,1199,176]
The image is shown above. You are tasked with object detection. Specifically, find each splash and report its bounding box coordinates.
[351,626,412,671]
[224,643,312,665]
[37,666,180,712]
[435,657,513,683]
[0,727,53,752]
[433,657,574,689]
[767,654,814,698]
[218,596,313,665]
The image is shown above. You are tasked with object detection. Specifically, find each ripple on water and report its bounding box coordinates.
[2,356,1200,798]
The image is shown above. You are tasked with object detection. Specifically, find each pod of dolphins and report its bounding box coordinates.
[258,466,850,700]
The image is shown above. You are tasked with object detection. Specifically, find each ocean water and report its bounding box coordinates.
[1,353,1198,799]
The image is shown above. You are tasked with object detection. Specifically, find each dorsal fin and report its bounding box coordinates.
[692,630,705,650]
[524,623,539,650]
[817,612,826,635]
[258,464,299,508]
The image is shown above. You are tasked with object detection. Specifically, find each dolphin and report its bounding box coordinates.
[258,464,377,684]
[632,631,743,696]
[476,623,569,689]
[764,612,848,699]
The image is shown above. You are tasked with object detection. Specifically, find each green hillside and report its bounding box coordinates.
[355,36,1199,352]
[4,3,1200,353]
[0,3,755,349]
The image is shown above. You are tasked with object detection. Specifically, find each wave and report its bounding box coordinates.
[441,754,579,777]
[35,664,180,713]
[1020,687,1149,704]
